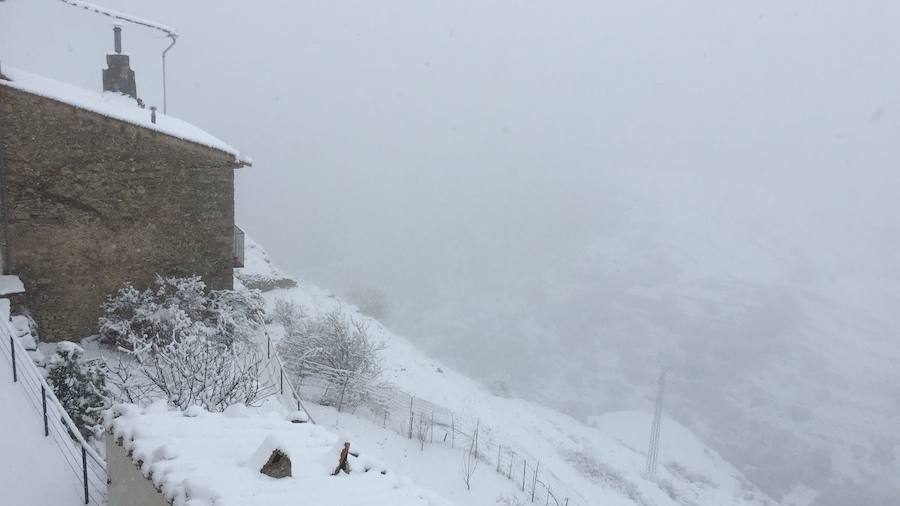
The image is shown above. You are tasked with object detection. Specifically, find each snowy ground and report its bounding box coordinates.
[110,401,453,506]
[0,302,86,506]
[237,236,779,506]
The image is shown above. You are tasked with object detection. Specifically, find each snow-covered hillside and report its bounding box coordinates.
[237,236,777,506]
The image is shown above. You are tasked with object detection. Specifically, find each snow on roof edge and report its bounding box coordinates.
[57,0,178,37]
[1,66,251,166]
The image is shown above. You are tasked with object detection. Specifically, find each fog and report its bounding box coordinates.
[3,1,900,504]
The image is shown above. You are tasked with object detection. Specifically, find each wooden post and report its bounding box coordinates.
[451,416,455,448]
[531,461,540,502]
[408,397,414,439]
[522,459,527,491]
[497,445,502,473]
[474,419,480,459]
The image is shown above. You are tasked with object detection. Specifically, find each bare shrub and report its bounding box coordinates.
[100,276,272,411]
[461,421,480,490]
[279,306,385,411]
[107,334,273,411]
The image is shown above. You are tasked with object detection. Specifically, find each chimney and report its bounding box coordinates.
[113,25,122,54]
[102,25,138,100]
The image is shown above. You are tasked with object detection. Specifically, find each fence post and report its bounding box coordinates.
[82,446,89,504]
[497,445,502,473]
[10,336,16,382]
[41,385,49,437]
[474,419,480,459]
[522,459,527,491]
[508,452,514,478]
[408,397,414,439]
[266,336,271,359]
[452,416,457,447]
[531,461,540,502]
[565,498,569,506]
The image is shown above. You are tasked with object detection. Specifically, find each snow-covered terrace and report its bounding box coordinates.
[108,402,452,506]
[0,66,251,166]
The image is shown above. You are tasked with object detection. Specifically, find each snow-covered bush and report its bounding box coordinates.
[46,342,109,437]
[107,335,272,412]
[101,276,271,411]
[278,305,384,411]
[272,298,306,338]
[98,275,263,348]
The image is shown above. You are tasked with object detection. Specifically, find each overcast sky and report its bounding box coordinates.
[3,1,900,502]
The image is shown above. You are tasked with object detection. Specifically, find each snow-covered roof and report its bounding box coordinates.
[57,0,177,37]
[0,66,250,166]
[0,275,24,296]
[109,402,452,506]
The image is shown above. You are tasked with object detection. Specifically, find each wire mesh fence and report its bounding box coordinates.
[0,316,107,505]
[263,334,588,506]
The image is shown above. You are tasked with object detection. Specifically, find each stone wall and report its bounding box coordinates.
[0,86,238,341]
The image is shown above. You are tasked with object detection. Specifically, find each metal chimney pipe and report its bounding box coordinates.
[113,25,122,54]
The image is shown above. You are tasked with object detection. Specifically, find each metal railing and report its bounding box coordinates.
[252,311,316,424]
[290,369,585,506]
[233,226,245,268]
[0,312,107,505]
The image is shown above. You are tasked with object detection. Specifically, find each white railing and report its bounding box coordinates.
[0,312,107,505]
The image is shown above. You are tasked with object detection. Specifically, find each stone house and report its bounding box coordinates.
[0,42,249,341]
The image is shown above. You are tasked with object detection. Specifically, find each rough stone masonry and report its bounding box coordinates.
[0,84,242,341]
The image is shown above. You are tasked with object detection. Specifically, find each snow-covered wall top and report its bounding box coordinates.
[0,66,249,164]
[109,402,453,506]
[0,275,24,296]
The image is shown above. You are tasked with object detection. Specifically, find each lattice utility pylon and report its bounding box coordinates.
[645,366,667,476]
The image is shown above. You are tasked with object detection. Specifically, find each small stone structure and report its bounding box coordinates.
[0,66,247,341]
[260,449,293,479]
